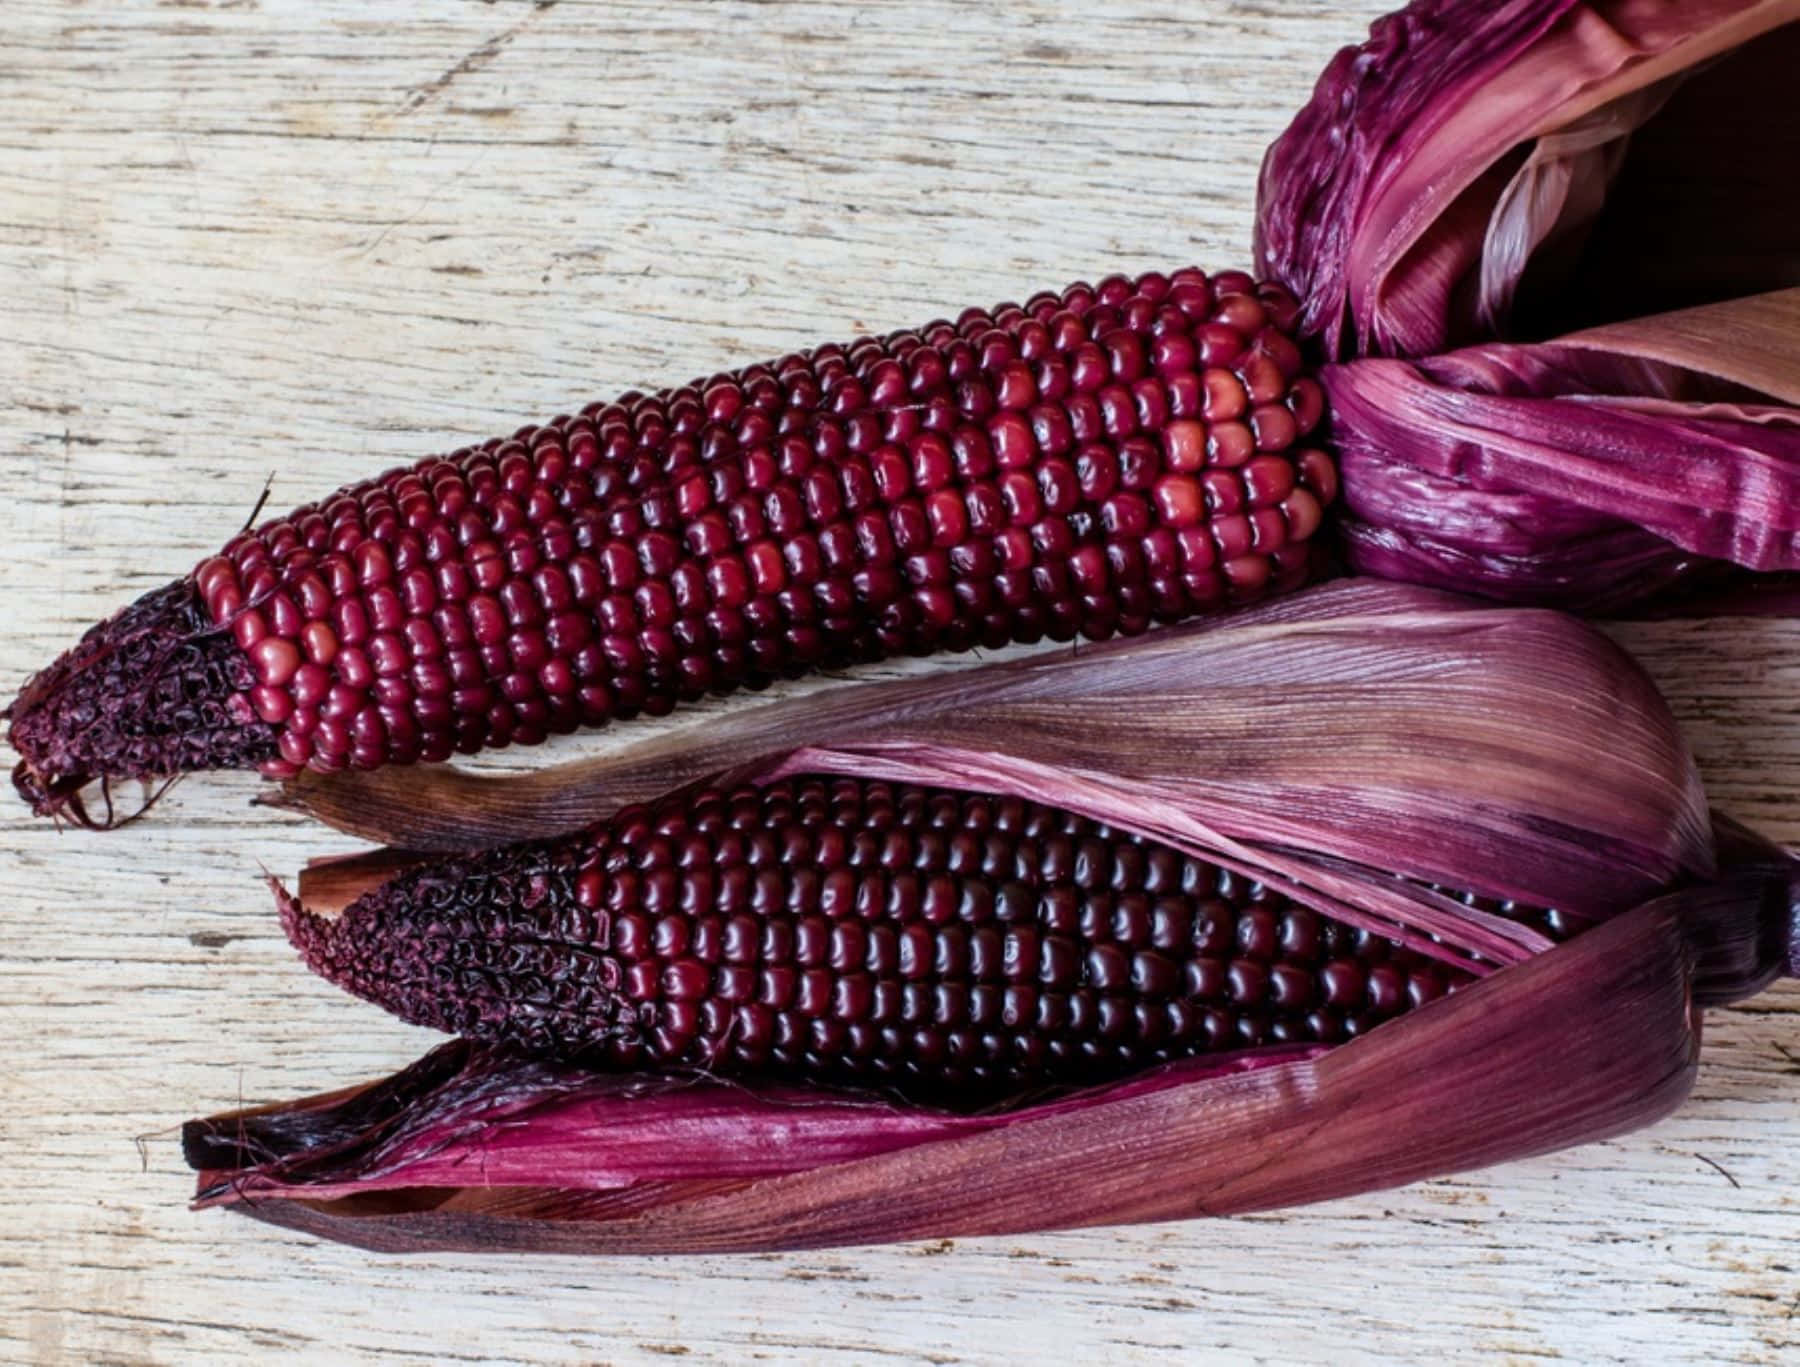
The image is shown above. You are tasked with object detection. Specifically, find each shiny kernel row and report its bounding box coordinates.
[191,269,1334,777]
[309,777,1504,1096]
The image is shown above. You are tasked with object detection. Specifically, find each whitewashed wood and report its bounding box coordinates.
[2,1,1796,1363]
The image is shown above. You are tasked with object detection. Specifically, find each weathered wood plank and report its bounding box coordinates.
[2,2,1796,1363]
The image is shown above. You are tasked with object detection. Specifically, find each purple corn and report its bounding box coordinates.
[8,269,1333,821]
[283,777,1540,1097]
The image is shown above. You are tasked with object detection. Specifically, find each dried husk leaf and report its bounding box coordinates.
[277,583,1712,966]
[185,1042,1325,1208]
[294,848,434,917]
[1326,291,1800,607]
[1257,0,1800,357]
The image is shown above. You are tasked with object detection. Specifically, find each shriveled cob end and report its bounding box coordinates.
[5,579,276,826]
[280,777,1531,1100]
[9,269,1334,810]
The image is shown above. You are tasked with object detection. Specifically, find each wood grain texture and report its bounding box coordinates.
[1,1,1795,1362]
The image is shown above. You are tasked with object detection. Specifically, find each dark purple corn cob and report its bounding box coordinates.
[283,777,1503,1097]
[8,269,1334,819]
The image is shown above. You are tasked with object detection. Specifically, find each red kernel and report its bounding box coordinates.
[1281,488,1325,542]
[1208,422,1255,468]
[1152,475,1205,529]
[1162,419,1207,473]
[250,637,300,687]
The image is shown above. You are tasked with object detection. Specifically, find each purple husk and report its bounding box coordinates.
[1257,0,1800,608]
[1256,0,1581,356]
[1257,0,1800,357]
[1322,321,1800,607]
[185,1042,1323,1208]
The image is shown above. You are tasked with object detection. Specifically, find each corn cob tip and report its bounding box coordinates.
[6,578,278,826]
[272,874,329,969]
[275,872,414,1003]
[276,875,434,1027]
[274,850,590,1046]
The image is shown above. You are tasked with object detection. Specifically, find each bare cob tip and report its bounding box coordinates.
[273,876,344,988]
[5,578,277,827]
[275,846,610,1050]
[273,875,407,1015]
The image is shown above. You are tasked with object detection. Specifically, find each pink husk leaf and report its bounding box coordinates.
[187,1043,1323,1208]
[759,741,1552,972]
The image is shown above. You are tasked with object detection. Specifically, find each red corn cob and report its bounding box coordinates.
[7,269,1334,822]
[283,777,1553,1096]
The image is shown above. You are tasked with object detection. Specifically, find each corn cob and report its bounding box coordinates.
[7,269,1331,821]
[283,776,1555,1096]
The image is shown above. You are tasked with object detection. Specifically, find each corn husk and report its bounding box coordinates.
[1326,291,1800,607]
[1257,0,1800,358]
[189,582,1798,1253]
[1257,0,1800,607]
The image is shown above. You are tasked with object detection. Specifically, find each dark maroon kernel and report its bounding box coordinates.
[1130,950,1179,998]
[1367,963,1409,1014]
[1193,902,1234,956]
[1085,943,1131,991]
[1227,959,1269,1005]
[1269,963,1313,1010]
[1279,908,1321,959]
[1408,967,1449,1008]
[651,916,690,959]
[283,783,1522,1098]
[1320,960,1366,1008]
[1237,907,1280,959]
[1149,899,1191,952]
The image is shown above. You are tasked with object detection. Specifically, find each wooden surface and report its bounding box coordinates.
[2,1,1796,1362]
